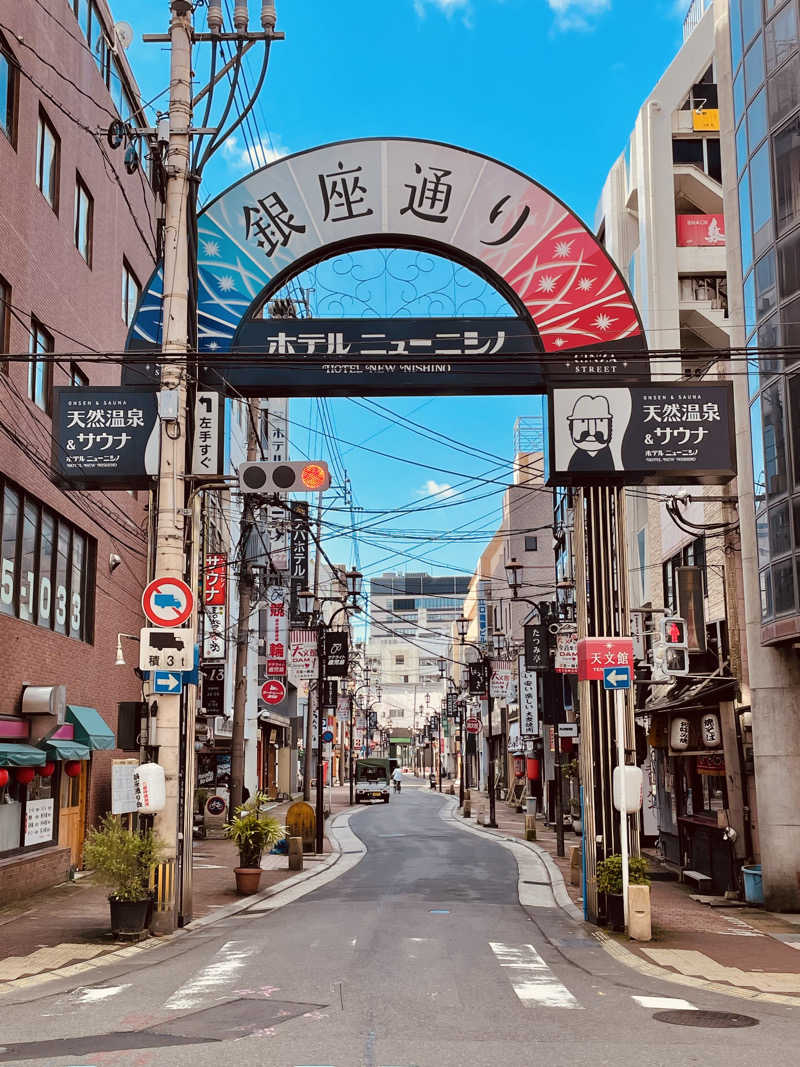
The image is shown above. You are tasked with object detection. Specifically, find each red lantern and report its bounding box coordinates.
[15,766,35,786]
[0,769,8,788]
[64,761,82,778]
[561,737,574,754]
[513,755,526,778]
[39,762,56,779]
[526,757,540,781]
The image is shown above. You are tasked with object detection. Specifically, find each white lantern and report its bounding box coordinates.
[701,712,721,748]
[134,762,166,814]
[613,765,643,813]
[670,716,690,751]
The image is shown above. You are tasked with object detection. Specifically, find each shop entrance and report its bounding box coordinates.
[58,764,87,868]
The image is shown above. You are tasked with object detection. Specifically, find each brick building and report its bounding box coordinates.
[0,1,159,899]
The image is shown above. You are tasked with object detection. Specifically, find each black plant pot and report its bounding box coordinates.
[109,896,150,937]
[604,892,625,931]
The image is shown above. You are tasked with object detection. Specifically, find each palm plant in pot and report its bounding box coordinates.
[82,814,163,937]
[224,793,285,895]
[596,853,650,931]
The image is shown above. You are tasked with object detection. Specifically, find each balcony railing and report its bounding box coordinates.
[683,0,709,41]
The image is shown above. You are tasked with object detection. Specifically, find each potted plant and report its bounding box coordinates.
[224,793,284,895]
[83,814,163,937]
[596,853,650,931]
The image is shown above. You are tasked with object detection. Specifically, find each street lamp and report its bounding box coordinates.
[505,557,523,596]
[456,616,498,829]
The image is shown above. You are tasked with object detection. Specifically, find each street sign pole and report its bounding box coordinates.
[616,687,629,932]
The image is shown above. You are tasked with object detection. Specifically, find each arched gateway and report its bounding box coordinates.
[127,138,646,392]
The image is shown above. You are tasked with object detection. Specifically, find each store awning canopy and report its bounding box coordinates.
[640,670,736,717]
[66,706,116,750]
[40,738,91,761]
[0,743,47,767]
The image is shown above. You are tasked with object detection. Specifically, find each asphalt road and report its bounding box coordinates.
[1,784,798,1067]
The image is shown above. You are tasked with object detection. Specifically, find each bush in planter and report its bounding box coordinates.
[224,792,284,869]
[83,814,163,902]
[596,853,650,896]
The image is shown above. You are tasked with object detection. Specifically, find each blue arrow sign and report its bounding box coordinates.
[603,665,631,690]
[153,671,183,694]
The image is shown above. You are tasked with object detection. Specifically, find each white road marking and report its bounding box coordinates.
[489,941,582,1009]
[72,984,131,1004]
[164,940,255,1011]
[632,995,698,1010]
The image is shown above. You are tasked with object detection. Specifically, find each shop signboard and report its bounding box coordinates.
[191,391,223,476]
[52,387,159,490]
[554,629,578,674]
[204,555,227,608]
[468,662,488,696]
[524,623,549,670]
[266,585,289,676]
[489,660,513,699]
[676,213,725,247]
[548,383,736,486]
[24,798,54,846]
[288,629,317,681]
[518,654,539,738]
[202,604,226,661]
[322,631,348,676]
[576,637,634,682]
[289,502,310,625]
[201,665,225,718]
[264,400,289,571]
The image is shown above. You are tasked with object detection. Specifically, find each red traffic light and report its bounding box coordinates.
[662,616,687,647]
[300,462,328,490]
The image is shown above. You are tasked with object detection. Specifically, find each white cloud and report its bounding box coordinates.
[417,480,457,499]
[414,0,472,23]
[545,0,610,31]
[222,134,288,173]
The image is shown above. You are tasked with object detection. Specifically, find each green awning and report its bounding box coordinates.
[390,737,412,744]
[66,706,116,751]
[0,744,46,767]
[40,738,90,761]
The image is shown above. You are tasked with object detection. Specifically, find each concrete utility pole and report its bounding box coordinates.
[230,397,261,813]
[151,0,193,934]
[303,494,323,802]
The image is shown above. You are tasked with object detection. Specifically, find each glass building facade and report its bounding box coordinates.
[734,0,800,636]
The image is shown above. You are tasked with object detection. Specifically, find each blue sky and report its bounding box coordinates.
[113,0,691,589]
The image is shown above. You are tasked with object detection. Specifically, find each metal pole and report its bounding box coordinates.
[179,490,202,924]
[438,716,442,792]
[616,688,629,931]
[303,494,323,802]
[348,692,354,805]
[555,731,565,858]
[315,622,325,853]
[151,0,193,934]
[486,659,497,828]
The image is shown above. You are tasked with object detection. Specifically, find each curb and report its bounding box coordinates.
[432,792,584,923]
[0,808,363,997]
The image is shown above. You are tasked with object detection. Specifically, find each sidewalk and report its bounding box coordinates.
[0,785,355,986]
[448,786,800,1003]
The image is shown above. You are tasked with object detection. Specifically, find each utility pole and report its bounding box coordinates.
[151,0,193,935]
[230,397,261,813]
[303,493,323,802]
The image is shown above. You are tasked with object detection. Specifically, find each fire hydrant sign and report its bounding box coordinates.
[142,577,194,627]
[577,637,634,682]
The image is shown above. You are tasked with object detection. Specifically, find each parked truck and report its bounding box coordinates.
[354,758,393,804]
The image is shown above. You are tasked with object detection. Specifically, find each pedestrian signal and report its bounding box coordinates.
[238,461,331,494]
[661,616,688,647]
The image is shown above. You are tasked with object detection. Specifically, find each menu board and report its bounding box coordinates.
[24,798,54,846]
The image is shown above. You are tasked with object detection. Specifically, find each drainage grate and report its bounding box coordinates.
[652,1010,759,1029]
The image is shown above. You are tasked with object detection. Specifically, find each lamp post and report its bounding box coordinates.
[456,615,500,829]
[299,566,362,853]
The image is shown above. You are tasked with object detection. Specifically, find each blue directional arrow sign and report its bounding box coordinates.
[603,665,631,690]
[153,671,184,694]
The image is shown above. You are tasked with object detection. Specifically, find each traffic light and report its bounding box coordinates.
[238,460,331,494]
[661,616,689,676]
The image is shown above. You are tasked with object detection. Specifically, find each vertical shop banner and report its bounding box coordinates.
[554,629,578,674]
[489,660,513,699]
[288,629,317,681]
[478,580,488,645]
[322,679,338,709]
[204,554,227,606]
[336,695,350,722]
[201,665,225,718]
[265,399,290,571]
[468,662,487,695]
[322,630,349,677]
[518,654,539,738]
[266,585,289,676]
[289,501,310,626]
[191,391,222,476]
[524,623,549,670]
[202,605,226,661]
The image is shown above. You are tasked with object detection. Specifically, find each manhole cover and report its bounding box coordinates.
[653,1010,759,1029]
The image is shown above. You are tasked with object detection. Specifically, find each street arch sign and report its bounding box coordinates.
[126,138,646,395]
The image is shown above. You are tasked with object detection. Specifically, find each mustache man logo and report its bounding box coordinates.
[567,395,615,472]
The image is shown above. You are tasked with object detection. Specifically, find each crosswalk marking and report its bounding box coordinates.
[489,942,582,1009]
[164,940,255,1011]
[631,996,697,1010]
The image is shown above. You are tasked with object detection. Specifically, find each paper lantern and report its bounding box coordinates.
[64,761,82,778]
[526,757,540,780]
[670,716,690,751]
[701,713,721,748]
[0,769,9,788]
[15,766,35,785]
[39,762,56,778]
[134,762,166,813]
[513,755,526,778]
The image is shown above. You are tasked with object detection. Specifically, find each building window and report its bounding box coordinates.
[0,34,18,146]
[28,319,53,413]
[35,109,60,213]
[74,175,93,266]
[0,273,9,374]
[122,260,140,326]
[524,535,538,551]
[69,362,88,387]
[395,655,405,665]
[672,137,722,183]
[775,113,800,236]
[766,2,799,73]
[0,479,94,641]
